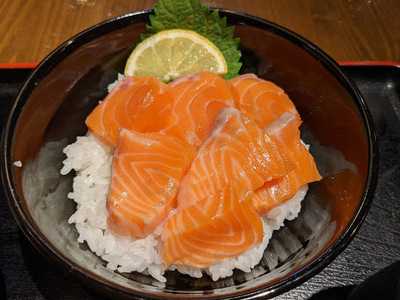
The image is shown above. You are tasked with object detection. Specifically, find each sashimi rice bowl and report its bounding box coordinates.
[60,70,320,282]
[4,1,375,298]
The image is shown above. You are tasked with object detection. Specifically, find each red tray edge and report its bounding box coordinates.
[0,63,37,69]
[339,60,400,67]
[0,61,399,70]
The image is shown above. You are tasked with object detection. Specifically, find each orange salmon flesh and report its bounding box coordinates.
[84,72,321,268]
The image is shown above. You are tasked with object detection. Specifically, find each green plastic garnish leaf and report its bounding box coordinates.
[143,0,242,79]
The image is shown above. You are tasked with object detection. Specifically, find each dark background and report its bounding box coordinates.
[0,65,399,299]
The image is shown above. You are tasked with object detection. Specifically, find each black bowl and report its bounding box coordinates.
[1,9,377,299]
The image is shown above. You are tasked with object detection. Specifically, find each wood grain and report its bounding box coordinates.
[0,0,399,63]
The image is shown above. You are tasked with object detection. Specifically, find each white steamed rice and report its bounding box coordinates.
[60,133,307,282]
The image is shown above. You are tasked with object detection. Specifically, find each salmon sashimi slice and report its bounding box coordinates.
[177,108,294,209]
[107,129,195,239]
[86,76,174,146]
[161,185,264,268]
[252,112,321,215]
[230,74,300,128]
[164,72,235,146]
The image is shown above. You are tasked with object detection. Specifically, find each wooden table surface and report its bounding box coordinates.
[0,0,399,64]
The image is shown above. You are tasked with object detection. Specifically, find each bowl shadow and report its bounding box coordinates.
[19,233,104,300]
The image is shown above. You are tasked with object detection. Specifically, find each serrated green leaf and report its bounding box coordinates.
[143,0,242,78]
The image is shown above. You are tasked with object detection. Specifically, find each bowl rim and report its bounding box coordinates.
[1,8,378,300]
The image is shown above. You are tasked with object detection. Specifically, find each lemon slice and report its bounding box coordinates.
[124,29,227,81]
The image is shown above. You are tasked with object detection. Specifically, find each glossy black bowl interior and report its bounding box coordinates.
[1,9,377,300]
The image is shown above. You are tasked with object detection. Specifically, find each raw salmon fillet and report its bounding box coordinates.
[81,70,322,270]
[164,72,235,146]
[230,74,299,128]
[177,108,294,209]
[86,76,174,146]
[161,185,264,268]
[107,129,195,239]
[252,112,321,215]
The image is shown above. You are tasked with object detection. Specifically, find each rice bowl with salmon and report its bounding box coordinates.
[0,0,376,297]
[60,70,321,282]
[51,0,324,284]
